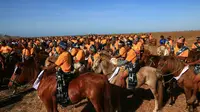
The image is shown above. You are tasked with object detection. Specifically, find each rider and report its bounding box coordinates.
[22,42,31,62]
[0,41,13,63]
[44,41,74,105]
[73,44,86,70]
[114,40,127,62]
[132,37,143,59]
[87,45,100,70]
[191,37,200,51]
[174,37,189,61]
[117,40,139,89]
[157,36,169,56]
[165,36,174,54]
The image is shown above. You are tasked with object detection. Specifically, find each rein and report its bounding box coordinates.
[158,57,185,84]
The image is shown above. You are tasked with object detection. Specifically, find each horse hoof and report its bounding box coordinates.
[188,106,194,112]
[12,90,16,94]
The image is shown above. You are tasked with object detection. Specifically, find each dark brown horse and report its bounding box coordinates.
[0,52,21,86]
[158,56,198,112]
[8,57,113,112]
[186,48,200,64]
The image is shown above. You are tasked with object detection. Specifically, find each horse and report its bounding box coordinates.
[92,53,164,112]
[186,48,200,63]
[0,52,21,86]
[156,45,169,56]
[148,38,157,46]
[8,57,39,91]
[158,56,198,112]
[8,55,113,112]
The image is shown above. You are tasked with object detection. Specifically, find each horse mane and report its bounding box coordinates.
[188,49,200,61]
[99,52,111,61]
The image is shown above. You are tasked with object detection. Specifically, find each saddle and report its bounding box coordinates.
[56,69,76,107]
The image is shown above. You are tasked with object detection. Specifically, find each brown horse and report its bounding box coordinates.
[92,53,164,112]
[186,48,200,64]
[139,49,179,106]
[0,52,21,86]
[8,57,39,90]
[8,56,113,112]
[158,56,198,112]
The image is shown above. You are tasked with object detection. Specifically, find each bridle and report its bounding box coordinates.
[157,56,184,84]
[9,65,22,87]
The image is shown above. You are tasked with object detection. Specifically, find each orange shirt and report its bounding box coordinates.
[119,47,127,58]
[101,39,107,44]
[110,44,116,52]
[22,48,30,57]
[0,46,12,54]
[88,53,100,67]
[95,39,100,43]
[132,42,142,53]
[55,52,72,73]
[114,40,119,50]
[70,48,78,57]
[90,41,95,45]
[125,49,137,64]
[75,49,85,62]
[174,46,189,57]
[85,44,91,51]
[30,48,34,55]
[191,43,200,49]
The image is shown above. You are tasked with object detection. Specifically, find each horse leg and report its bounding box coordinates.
[52,95,58,112]
[150,87,159,112]
[135,73,145,88]
[169,80,175,105]
[184,87,194,112]
[90,98,103,112]
[187,82,198,104]
[41,96,54,112]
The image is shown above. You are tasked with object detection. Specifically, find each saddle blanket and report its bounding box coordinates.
[33,70,45,90]
[110,58,118,65]
[174,65,189,80]
[108,67,120,82]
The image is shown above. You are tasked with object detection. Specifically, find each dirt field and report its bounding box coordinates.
[0,30,200,112]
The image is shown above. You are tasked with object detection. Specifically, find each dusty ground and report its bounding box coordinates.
[0,85,200,112]
[0,30,200,112]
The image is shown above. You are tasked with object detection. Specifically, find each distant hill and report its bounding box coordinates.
[0,34,20,40]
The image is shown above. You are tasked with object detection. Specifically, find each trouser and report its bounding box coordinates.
[194,64,200,75]
[22,56,30,62]
[125,59,140,89]
[56,69,73,104]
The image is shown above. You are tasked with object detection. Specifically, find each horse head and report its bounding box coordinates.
[186,48,200,63]
[92,53,115,75]
[8,58,39,88]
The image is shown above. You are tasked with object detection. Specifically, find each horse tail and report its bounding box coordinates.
[103,76,112,112]
[157,76,163,110]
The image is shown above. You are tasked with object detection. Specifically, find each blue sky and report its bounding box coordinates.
[0,0,200,37]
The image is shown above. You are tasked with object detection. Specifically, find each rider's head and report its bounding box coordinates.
[125,40,132,50]
[167,36,172,40]
[89,45,97,54]
[1,41,6,46]
[58,41,67,54]
[196,37,200,43]
[23,42,28,48]
[118,40,125,48]
[133,37,139,44]
[177,37,185,48]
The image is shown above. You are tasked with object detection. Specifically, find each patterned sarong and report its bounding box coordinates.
[125,59,140,89]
